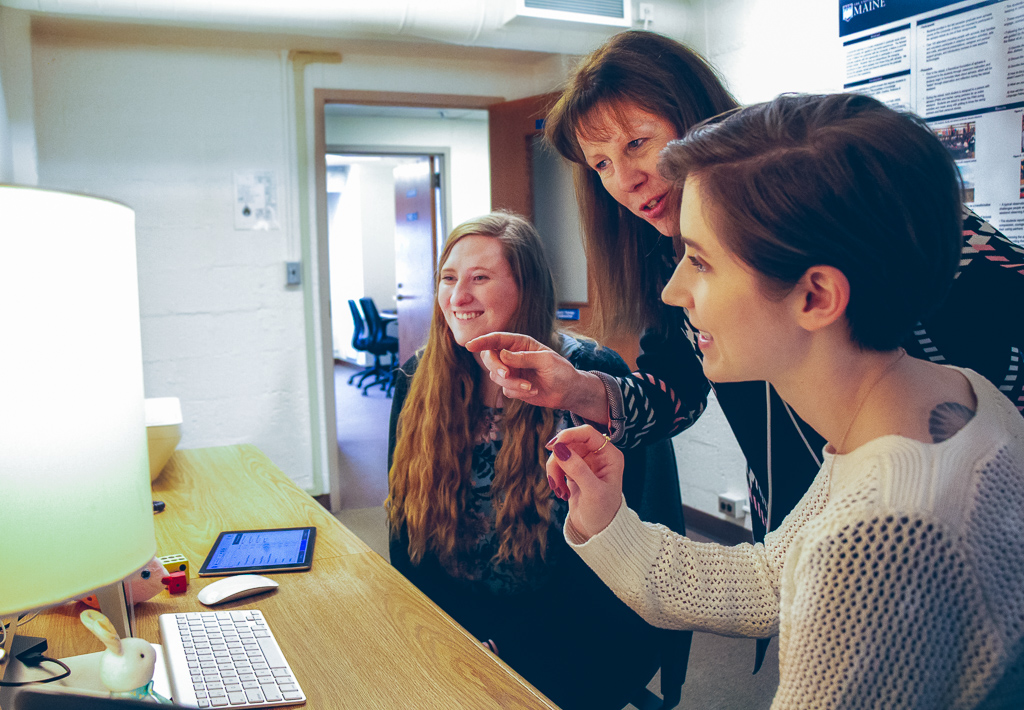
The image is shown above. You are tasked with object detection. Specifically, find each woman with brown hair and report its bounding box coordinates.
[386,211,660,710]
[549,93,1024,709]
[470,29,1024,556]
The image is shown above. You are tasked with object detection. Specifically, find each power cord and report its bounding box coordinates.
[0,639,72,686]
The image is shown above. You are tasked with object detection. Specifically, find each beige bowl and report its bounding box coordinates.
[145,397,182,482]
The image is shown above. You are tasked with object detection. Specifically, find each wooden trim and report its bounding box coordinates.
[682,505,754,547]
[315,88,505,110]
[310,74,341,513]
[312,88,510,513]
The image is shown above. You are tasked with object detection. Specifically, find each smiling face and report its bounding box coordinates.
[662,177,801,384]
[438,234,520,347]
[576,101,681,236]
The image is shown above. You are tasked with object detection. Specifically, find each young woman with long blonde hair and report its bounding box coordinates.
[386,211,661,710]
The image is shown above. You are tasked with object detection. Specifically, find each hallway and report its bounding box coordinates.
[333,360,393,511]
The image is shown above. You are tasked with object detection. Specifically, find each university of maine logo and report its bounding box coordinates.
[842,0,886,22]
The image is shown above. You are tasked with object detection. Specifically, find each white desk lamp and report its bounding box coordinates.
[0,186,156,699]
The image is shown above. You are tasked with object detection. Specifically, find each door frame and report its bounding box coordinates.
[323,147,447,365]
[313,89,503,512]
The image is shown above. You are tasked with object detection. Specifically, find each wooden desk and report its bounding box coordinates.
[16,445,556,709]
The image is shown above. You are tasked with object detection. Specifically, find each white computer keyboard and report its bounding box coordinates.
[159,610,306,708]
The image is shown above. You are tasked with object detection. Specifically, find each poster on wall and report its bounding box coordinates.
[840,0,1024,244]
[234,170,280,231]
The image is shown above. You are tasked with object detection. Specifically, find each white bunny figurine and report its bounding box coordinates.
[80,609,170,703]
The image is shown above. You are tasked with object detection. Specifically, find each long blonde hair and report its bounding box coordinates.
[387,212,561,576]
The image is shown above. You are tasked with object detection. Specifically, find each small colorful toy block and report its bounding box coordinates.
[158,553,189,578]
[161,571,188,595]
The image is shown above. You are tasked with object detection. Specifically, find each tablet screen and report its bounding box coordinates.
[198,526,316,576]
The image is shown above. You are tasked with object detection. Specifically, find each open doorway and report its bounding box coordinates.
[312,89,589,513]
[325,150,445,371]
[324,149,444,512]
[318,100,493,511]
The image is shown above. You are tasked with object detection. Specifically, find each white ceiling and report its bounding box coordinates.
[2,0,689,56]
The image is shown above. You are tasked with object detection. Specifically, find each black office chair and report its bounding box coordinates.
[346,300,381,389]
[358,297,399,397]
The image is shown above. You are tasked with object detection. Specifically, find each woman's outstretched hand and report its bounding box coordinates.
[545,425,625,541]
[466,332,608,423]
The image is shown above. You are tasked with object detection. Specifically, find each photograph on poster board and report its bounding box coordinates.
[933,121,976,160]
[956,160,976,203]
[842,0,1024,242]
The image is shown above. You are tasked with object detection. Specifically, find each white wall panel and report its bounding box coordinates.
[30,30,563,494]
[672,0,844,529]
[32,36,312,485]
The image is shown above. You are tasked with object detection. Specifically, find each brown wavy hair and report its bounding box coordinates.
[387,212,561,576]
[545,30,738,338]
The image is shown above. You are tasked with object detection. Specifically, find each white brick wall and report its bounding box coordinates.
[32,36,314,485]
[17,2,845,507]
[700,0,843,104]
[27,29,565,494]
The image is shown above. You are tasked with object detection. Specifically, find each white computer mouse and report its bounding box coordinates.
[197,574,279,606]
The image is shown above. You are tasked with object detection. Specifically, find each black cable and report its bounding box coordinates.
[0,654,72,686]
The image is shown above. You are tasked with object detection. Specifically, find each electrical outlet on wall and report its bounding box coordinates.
[718,492,746,519]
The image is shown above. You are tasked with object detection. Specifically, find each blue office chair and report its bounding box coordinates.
[358,297,399,397]
[346,300,380,388]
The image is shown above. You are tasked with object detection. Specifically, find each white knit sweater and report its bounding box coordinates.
[567,368,1024,708]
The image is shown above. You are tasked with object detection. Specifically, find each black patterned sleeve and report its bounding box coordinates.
[618,312,710,449]
[905,208,1024,416]
[570,309,710,449]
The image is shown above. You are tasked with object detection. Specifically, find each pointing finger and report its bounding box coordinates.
[466,332,537,353]
[479,349,506,376]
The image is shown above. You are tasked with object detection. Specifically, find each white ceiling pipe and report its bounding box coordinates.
[0,0,652,55]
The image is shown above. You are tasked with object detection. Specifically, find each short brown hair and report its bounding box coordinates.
[544,31,738,337]
[659,93,963,351]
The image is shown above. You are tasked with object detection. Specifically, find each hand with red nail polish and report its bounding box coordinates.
[544,439,570,500]
[546,425,625,540]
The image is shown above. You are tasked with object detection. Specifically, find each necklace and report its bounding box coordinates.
[834,348,907,455]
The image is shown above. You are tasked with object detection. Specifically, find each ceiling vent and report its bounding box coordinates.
[504,0,632,28]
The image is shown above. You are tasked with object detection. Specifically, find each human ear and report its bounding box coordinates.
[793,265,850,332]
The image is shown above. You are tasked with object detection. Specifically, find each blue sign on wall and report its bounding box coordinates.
[839,0,962,37]
[556,308,580,321]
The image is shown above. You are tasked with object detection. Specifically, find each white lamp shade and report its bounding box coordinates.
[0,185,156,617]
